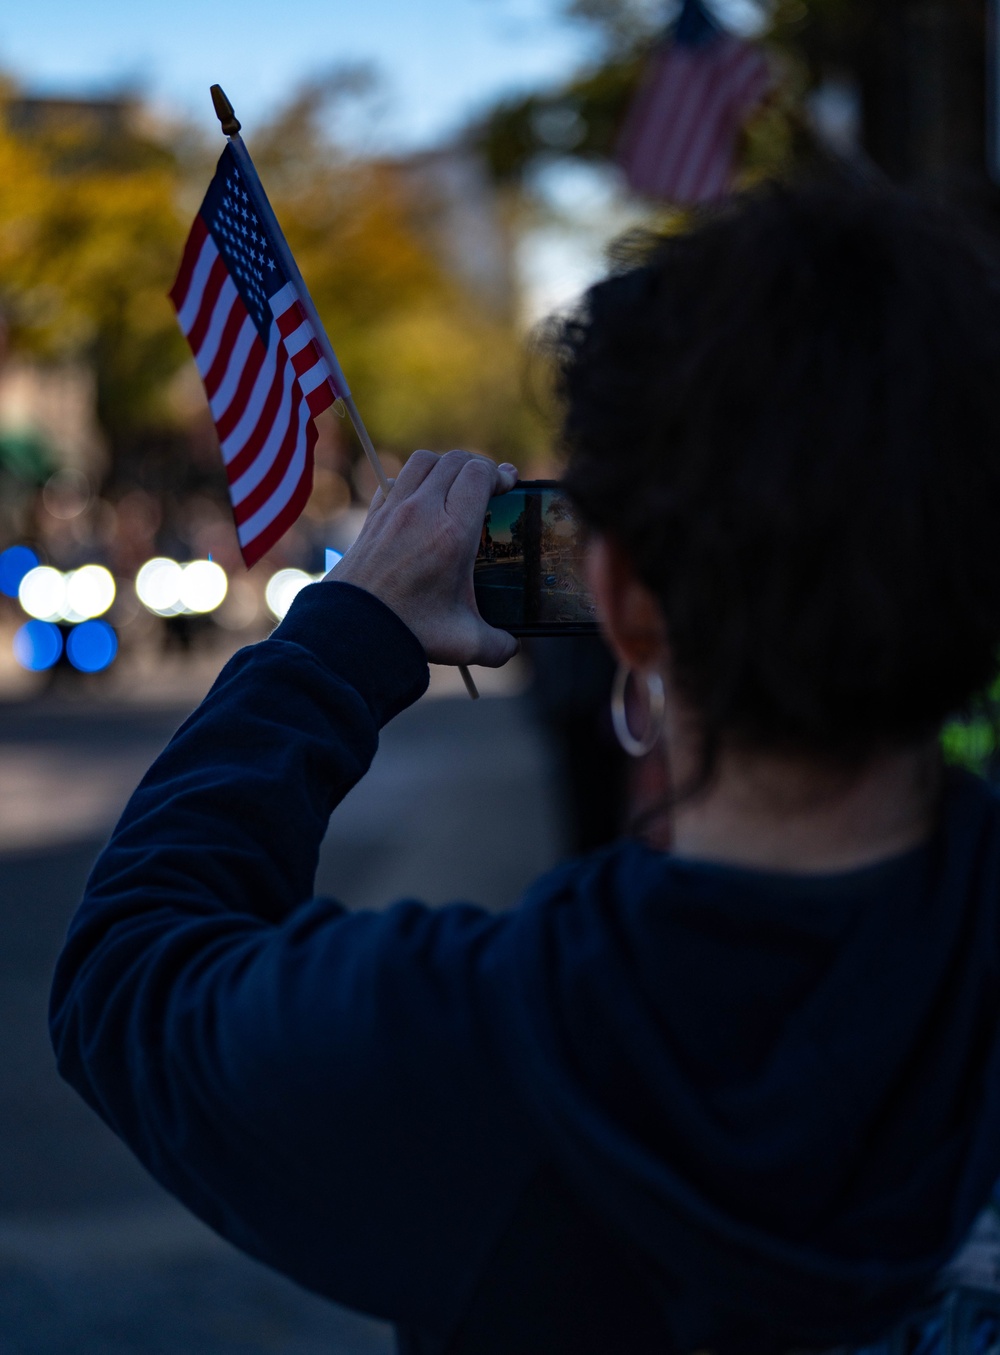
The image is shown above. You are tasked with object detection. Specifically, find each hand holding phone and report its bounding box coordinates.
[328,449,520,667]
[474,482,598,636]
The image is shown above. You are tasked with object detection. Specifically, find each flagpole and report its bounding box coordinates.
[210,86,480,701]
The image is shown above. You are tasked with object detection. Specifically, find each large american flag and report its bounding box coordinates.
[617,0,772,205]
[169,145,337,567]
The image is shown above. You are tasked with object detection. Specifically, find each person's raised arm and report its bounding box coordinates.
[48,450,530,1325]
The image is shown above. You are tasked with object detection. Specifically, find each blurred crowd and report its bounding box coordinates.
[0,410,410,691]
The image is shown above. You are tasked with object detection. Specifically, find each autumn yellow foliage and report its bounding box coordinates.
[0,76,543,481]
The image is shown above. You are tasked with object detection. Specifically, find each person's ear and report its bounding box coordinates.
[587,534,667,671]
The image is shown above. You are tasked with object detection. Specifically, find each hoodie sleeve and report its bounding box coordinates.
[48,581,537,1335]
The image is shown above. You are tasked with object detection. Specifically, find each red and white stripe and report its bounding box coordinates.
[169,216,338,568]
[618,34,772,205]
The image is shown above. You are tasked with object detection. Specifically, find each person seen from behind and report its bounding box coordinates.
[50,183,1000,1354]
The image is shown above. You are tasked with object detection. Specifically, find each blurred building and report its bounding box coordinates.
[0,359,106,479]
[4,94,134,140]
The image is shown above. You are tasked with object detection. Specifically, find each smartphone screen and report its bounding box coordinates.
[474,481,598,636]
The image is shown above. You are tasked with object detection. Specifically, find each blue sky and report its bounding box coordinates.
[0,0,599,151]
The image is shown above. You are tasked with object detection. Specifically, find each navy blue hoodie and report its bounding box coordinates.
[49,582,1000,1354]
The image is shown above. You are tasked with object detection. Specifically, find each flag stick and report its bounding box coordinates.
[210,85,480,700]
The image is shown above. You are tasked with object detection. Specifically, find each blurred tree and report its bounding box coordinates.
[255,68,544,460]
[0,85,192,473]
[474,0,999,219]
[561,0,666,55]
[801,0,992,206]
[476,57,646,184]
[0,67,547,506]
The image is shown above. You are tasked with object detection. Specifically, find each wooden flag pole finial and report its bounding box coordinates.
[210,85,242,137]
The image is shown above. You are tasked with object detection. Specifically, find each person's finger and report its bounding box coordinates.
[390,449,440,499]
[368,477,395,513]
[421,449,509,501]
[443,454,503,524]
[407,448,485,503]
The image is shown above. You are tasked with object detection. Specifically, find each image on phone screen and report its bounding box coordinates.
[474,482,598,636]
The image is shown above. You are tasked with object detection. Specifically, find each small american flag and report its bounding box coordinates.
[169,145,337,568]
[617,0,772,205]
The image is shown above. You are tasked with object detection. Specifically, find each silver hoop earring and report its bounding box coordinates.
[611,663,665,758]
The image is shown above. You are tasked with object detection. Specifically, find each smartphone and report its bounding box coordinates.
[474,481,599,636]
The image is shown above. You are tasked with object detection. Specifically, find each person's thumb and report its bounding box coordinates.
[471,621,519,669]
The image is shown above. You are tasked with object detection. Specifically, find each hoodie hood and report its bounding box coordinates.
[507,768,1000,1353]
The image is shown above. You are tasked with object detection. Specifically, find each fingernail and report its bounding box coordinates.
[499,462,516,473]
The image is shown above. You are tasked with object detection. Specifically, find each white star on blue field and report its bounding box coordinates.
[202,153,282,337]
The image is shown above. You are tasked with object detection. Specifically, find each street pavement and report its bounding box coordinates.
[0,660,564,1353]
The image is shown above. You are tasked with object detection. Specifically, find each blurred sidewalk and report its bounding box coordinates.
[0,662,563,1353]
[0,643,532,853]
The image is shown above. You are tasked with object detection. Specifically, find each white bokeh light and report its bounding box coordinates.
[135,558,185,616]
[65,564,116,620]
[18,566,67,622]
[179,560,228,614]
[265,568,318,620]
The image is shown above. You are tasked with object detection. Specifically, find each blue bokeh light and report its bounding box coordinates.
[13,619,63,671]
[66,619,118,673]
[0,545,40,598]
[325,548,343,573]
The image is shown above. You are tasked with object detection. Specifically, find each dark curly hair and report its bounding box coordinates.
[555,183,1000,766]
